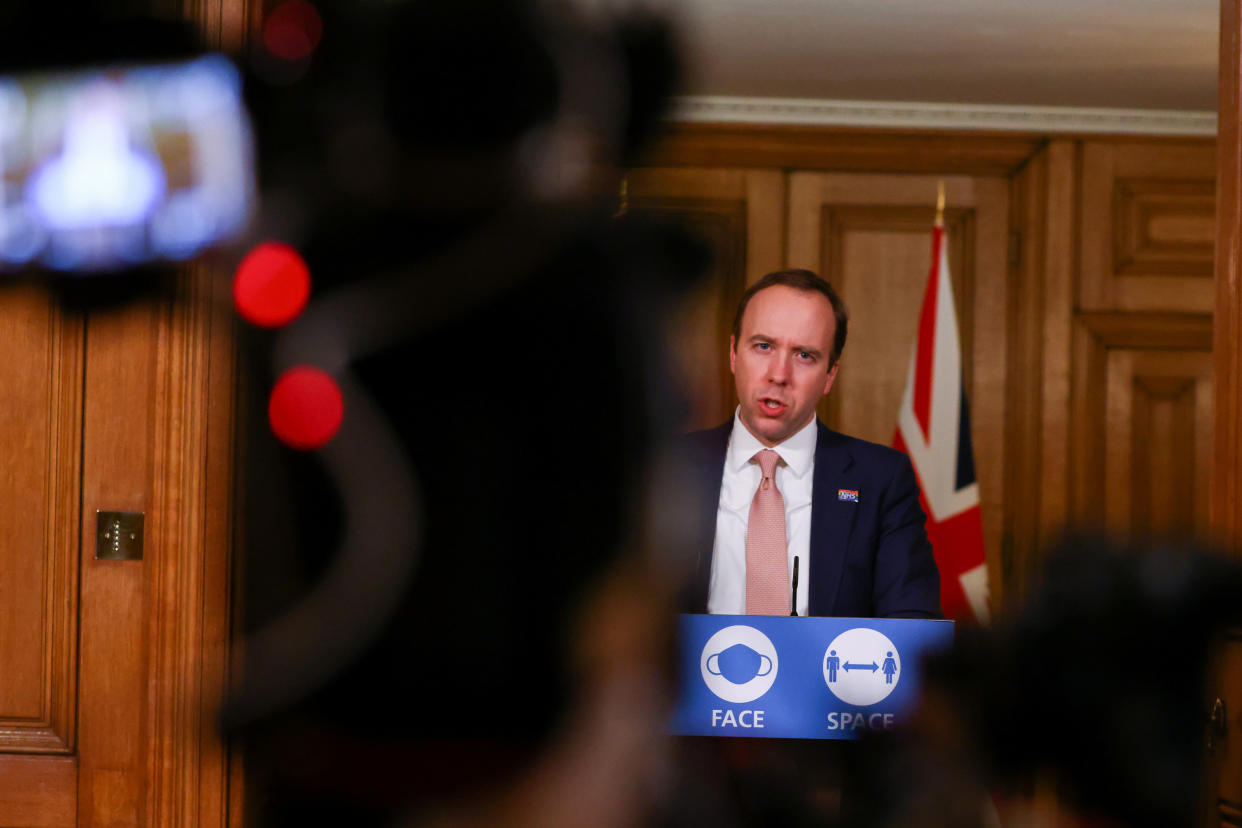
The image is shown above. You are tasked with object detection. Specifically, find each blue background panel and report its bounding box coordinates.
[671,614,954,740]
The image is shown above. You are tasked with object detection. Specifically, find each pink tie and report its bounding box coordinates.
[746,449,789,615]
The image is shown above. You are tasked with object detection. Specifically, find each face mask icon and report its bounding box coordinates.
[706,643,774,685]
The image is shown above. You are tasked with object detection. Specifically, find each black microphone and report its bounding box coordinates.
[790,556,800,616]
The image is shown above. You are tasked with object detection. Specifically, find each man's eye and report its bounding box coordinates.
[798,351,812,360]
[755,343,771,351]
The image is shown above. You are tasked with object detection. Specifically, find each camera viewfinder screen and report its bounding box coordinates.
[0,54,254,272]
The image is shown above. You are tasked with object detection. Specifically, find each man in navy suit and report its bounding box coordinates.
[684,269,941,618]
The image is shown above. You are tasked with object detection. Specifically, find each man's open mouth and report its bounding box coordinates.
[760,398,787,414]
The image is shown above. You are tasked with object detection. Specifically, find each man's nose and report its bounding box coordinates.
[766,352,791,383]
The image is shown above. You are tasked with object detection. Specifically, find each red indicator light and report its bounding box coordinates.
[233,242,311,328]
[263,0,324,62]
[268,366,344,450]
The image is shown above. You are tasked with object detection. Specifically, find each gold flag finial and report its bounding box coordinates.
[935,180,946,228]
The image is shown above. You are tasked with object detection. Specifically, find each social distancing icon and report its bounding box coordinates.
[822,628,901,706]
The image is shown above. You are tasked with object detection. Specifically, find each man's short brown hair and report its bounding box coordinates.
[731,269,849,369]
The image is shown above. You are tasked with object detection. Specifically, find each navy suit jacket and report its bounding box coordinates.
[682,419,941,618]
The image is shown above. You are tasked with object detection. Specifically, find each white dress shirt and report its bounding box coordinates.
[707,409,816,616]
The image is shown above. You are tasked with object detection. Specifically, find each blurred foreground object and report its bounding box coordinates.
[0,13,253,274]
[857,536,1242,828]
[0,55,253,271]
[227,1,708,826]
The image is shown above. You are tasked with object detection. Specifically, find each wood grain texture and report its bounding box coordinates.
[1004,149,1048,601]
[1080,142,1216,313]
[201,265,239,828]
[73,268,237,828]
[0,755,76,827]
[644,124,1044,176]
[1070,318,1110,529]
[185,0,263,50]
[73,0,257,820]
[1078,311,1214,350]
[0,287,82,754]
[146,265,237,828]
[1128,373,1209,536]
[1005,141,1078,600]
[626,168,785,430]
[1113,178,1215,277]
[817,204,977,430]
[1072,315,1213,538]
[0,198,236,828]
[78,299,158,828]
[178,2,256,823]
[968,179,1013,608]
[1037,142,1077,544]
[1215,0,1242,549]
[1213,9,1242,825]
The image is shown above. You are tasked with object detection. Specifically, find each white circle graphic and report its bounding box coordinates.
[822,628,901,706]
[699,625,779,704]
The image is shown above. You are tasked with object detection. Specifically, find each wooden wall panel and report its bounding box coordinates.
[77,298,158,828]
[626,168,786,430]
[1113,178,1215,277]
[1215,0,1242,549]
[1081,142,1216,312]
[646,123,1044,176]
[0,287,82,754]
[0,755,76,827]
[146,265,238,828]
[1212,5,1242,824]
[786,172,1009,605]
[1005,141,1077,598]
[1071,140,1217,548]
[1072,312,1213,538]
[817,205,974,435]
[71,268,239,828]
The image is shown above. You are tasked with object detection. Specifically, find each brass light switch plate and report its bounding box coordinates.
[96,511,144,561]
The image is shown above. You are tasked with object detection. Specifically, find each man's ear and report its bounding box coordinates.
[822,360,839,395]
[728,335,737,375]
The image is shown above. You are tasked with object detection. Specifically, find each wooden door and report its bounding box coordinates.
[785,172,1009,607]
[0,2,252,823]
[0,284,82,826]
[0,270,238,827]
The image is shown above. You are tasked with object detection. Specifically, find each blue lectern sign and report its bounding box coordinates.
[671,614,954,740]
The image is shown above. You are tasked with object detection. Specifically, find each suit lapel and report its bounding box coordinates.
[808,422,858,616]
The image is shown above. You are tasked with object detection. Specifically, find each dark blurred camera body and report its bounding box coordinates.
[228,2,702,825]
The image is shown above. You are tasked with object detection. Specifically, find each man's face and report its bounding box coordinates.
[730,285,839,447]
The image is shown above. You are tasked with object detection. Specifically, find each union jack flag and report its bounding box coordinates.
[892,225,990,624]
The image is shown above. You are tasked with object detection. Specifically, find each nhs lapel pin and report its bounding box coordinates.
[838,489,859,502]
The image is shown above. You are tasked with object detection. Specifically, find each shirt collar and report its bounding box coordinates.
[726,408,818,478]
